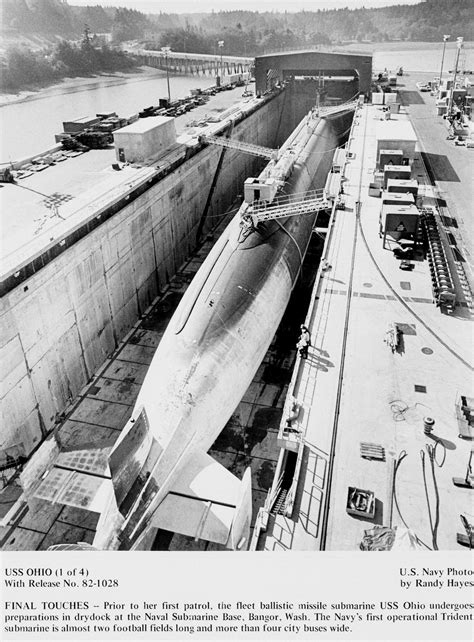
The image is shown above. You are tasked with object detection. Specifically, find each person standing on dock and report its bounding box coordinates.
[297,325,311,359]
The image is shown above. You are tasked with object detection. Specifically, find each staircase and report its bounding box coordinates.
[270,451,298,515]
[272,488,288,515]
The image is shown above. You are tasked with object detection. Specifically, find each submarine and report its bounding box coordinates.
[91,105,353,551]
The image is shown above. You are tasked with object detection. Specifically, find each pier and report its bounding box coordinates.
[132,49,253,77]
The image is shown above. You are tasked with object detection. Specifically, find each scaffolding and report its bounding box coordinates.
[244,188,331,225]
[318,100,359,118]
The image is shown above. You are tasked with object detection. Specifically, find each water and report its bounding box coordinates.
[1,43,473,163]
[354,41,474,74]
[0,69,215,163]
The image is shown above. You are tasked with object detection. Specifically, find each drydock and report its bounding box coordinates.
[1,51,473,552]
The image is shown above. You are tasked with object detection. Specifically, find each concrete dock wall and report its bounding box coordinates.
[1,88,304,461]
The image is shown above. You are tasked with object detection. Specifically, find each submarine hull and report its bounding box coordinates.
[101,111,350,549]
[135,116,341,486]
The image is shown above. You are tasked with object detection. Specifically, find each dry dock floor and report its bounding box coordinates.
[1,203,312,551]
[261,83,473,551]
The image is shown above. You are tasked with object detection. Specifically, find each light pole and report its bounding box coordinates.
[448,37,463,116]
[438,34,450,92]
[161,46,171,104]
[218,40,224,85]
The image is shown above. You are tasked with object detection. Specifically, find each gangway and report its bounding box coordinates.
[318,100,359,118]
[201,134,278,160]
[244,188,331,225]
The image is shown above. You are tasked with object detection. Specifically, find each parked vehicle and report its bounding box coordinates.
[416,81,431,92]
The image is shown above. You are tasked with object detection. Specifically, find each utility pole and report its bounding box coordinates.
[161,46,171,104]
[218,40,224,86]
[438,34,450,91]
[448,37,463,116]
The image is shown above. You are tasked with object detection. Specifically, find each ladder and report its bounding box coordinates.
[201,134,277,160]
[272,488,288,515]
[246,188,330,223]
[318,100,359,118]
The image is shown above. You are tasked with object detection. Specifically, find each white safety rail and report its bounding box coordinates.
[246,188,330,223]
[318,100,359,118]
[202,134,277,160]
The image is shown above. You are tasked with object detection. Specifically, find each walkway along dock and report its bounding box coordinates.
[257,82,473,551]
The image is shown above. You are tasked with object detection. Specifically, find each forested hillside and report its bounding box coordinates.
[1,0,472,93]
[1,0,473,49]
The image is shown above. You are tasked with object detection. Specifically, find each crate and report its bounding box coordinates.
[346,486,375,519]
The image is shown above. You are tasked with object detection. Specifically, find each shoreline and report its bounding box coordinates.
[0,67,167,107]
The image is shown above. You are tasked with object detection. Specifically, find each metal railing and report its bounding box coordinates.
[202,134,277,160]
[318,99,359,118]
[247,188,330,223]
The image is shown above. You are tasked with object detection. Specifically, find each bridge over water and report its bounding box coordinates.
[132,49,254,77]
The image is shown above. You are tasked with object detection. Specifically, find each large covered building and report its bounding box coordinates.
[255,50,373,96]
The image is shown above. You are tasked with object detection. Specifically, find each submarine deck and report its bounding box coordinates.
[260,72,473,551]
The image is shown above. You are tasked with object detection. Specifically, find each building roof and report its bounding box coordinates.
[376,119,417,142]
[65,116,99,125]
[383,164,412,172]
[386,178,419,187]
[382,193,415,204]
[115,116,174,135]
[381,203,419,215]
[256,49,372,60]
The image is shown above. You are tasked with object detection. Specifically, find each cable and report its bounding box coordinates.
[420,449,434,541]
[275,218,303,270]
[421,445,440,551]
[297,124,354,157]
[393,450,431,550]
[432,438,447,468]
[393,450,410,530]
[390,400,410,422]
[11,181,55,200]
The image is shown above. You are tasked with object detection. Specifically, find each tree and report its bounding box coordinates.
[112,8,151,43]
